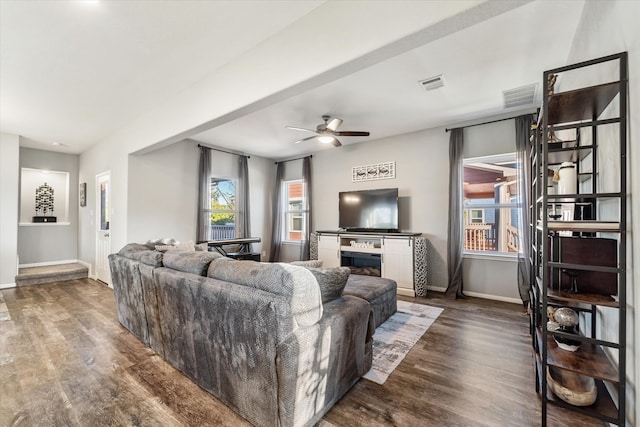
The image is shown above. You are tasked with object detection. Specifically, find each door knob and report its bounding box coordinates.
[104,233,110,237]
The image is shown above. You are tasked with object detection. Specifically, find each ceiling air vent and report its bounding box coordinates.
[419,74,445,91]
[503,83,538,109]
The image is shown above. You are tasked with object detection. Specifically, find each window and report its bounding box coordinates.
[283,179,307,242]
[463,153,521,255]
[210,177,237,240]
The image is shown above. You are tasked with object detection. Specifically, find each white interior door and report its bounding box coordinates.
[96,171,112,286]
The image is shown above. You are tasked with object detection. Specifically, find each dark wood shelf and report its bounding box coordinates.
[547,288,618,308]
[536,328,618,382]
[547,82,620,125]
[536,220,620,233]
[534,359,620,423]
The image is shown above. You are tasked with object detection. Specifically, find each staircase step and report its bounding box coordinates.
[15,263,89,287]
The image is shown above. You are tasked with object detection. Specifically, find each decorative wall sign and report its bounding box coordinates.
[80,182,86,207]
[352,161,396,182]
[33,182,57,222]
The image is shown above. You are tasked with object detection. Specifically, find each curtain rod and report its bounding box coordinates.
[445,113,534,133]
[275,154,312,164]
[197,143,250,158]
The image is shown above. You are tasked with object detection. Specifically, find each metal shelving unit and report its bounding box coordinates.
[530,52,627,426]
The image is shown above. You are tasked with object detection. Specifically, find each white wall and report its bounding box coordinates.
[127,139,274,258]
[564,1,639,424]
[0,133,20,287]
[313,127,450,289]
[18,147,79,264]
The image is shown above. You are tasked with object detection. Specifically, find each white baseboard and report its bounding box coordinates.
[19,259,79,268]
[0,282,16,289]
[427,286,522,305]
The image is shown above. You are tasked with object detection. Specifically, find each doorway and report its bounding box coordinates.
[95,171,111,286]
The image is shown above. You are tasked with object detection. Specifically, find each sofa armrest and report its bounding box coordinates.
[275,295,373,427]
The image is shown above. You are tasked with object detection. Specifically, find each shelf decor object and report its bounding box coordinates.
[33,182,57,223]
[529,52,628,426]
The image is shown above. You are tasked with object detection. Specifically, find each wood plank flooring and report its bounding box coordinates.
[0,279,604,426]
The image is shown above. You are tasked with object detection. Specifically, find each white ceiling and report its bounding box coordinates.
[1,1,586,158]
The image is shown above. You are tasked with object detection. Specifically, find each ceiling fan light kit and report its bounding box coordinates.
[286,115,370,148]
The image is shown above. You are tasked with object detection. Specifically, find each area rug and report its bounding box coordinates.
[0,293,10,322]
[363,300,443,384]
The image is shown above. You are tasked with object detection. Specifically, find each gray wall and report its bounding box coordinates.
[311,117,526,301]
[0,133,20,286]
[127,139,274,258]
[462,117,520,301]
[565,1,639,423]
[17,147,79,265]
[312,126,450,289]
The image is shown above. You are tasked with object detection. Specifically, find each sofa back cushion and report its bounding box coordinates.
[304,266,350,303]
[118,243,164,267]
[208,258,323,327]
[163,250,223,276]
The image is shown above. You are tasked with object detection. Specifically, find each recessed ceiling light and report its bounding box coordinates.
[52,142,61,146]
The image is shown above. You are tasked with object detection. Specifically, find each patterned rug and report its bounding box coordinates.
[364,300,443,384]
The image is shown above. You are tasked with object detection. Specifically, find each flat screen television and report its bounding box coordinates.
[338,188,399,232]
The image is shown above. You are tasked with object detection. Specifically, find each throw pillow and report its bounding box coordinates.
[290,260,323,268]
[155,244,174,252]
[304,266,351,303]
[194,242,209,251]
[163,251,223,276]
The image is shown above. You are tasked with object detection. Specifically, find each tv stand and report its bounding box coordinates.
[311,231,428,297]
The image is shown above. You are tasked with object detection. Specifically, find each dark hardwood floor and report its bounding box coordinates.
[0,279,603,426]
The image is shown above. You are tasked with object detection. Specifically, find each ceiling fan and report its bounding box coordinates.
[286,115,370,147]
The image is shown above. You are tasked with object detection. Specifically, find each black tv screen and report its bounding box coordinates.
[339,188,399,232]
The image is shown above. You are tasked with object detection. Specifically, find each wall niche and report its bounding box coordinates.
[20,168,70,225]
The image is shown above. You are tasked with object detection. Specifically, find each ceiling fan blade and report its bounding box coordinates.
[326,118,343,131]
[334,131,370,137]
[293,135,318,144]
[331,138,342,147]
[286,126,317,133]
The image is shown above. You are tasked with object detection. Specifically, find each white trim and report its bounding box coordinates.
[427,285,522,305]
[463,291,522,305]
[463,252,519,262]
[0,282,16,289]
[19,259,79,268]
[18,222,72,226]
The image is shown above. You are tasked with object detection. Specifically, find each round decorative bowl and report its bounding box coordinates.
[554,307,579,328]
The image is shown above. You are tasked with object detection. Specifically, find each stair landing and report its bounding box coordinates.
[16,263,89,287]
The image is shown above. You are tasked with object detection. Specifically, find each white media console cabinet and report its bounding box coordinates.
[310,231,428,297]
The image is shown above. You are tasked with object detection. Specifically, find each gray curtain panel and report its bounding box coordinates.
[196,146,212,242]
[515,114,534,305]
[269,162,285,262]
[238,155,252,250]
[445,128,465,299]
[300,156,312,260]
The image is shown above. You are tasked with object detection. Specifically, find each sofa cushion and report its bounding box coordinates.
[118,243,164,267]
[163,250,223,276]
[208,258,323,327]
[290,260,323,268]
[303,266,350,303]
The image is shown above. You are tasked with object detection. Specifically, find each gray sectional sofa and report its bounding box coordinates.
[109,243,397,427]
